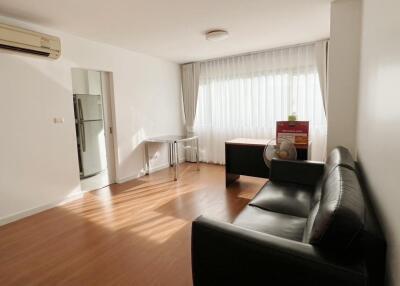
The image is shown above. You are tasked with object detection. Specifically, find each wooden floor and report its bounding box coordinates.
[0,163,266,286]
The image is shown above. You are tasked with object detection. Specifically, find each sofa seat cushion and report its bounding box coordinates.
[233,206,307,241]
[249,182,313,218]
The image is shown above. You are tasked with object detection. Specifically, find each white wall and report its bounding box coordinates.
[327,0,361,156]
[0,15,183,223]
[356,0,400,284]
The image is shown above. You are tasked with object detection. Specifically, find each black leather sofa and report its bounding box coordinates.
[192,147,386,286]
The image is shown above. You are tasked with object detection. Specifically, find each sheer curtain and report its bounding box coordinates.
[181,62,200,162]
[194,43,327,164]
[315,40,329,113]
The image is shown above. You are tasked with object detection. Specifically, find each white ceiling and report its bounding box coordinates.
[0,0,331,63]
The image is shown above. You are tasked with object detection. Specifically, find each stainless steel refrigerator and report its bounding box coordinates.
[74,93,107,178]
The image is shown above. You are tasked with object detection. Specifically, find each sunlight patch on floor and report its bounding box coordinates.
[130,213,188,244]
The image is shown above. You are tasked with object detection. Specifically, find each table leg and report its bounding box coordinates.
[226,173,240,187]
[168,143,171,167]
[174,141,179,181]
[145,142,149,175]
[196,138,200,171]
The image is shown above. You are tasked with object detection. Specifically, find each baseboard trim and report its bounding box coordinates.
[0,160,187,226]
[0,191,84,227]
[116,159,186,184]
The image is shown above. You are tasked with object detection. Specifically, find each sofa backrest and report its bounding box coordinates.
[307,166,364,250]
[303,147,386,284]
[311,147,357,205]
[304,147,365,251]
[325,146,356,173]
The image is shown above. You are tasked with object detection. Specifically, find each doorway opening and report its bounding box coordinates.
[71,68,116,192]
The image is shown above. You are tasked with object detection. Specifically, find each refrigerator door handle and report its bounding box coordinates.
[77,98,86,152]
[73,96,79,124]
[80,122,86,152]
[77,98,84,121]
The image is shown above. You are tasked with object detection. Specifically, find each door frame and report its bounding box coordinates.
[71,68,118,187]
[100,71,117,184]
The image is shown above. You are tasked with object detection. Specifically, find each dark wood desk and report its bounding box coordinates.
[225,138,310,186]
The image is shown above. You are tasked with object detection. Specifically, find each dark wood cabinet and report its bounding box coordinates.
[225,138,310,186]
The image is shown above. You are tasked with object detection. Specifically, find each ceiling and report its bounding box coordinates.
[0,0,331,63]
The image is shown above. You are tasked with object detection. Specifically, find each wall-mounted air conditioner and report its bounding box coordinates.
[0,23,61,59]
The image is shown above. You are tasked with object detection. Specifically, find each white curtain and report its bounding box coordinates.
[181,62,200,162]
[194,43,327,164]
[315,40,329,160]
[315,40,329,113]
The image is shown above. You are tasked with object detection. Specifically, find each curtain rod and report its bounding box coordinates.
[183,38,330,65]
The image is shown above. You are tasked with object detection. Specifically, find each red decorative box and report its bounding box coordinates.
[276,121,309,149]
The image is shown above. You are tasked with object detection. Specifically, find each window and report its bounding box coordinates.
[194,44,327,163]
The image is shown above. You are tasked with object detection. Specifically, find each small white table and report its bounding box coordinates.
[144,135,199,180]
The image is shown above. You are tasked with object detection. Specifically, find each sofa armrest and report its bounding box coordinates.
[192,216,365,286]
[270,159,325,186]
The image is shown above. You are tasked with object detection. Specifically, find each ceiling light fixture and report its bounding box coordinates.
[205,30,229,41]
